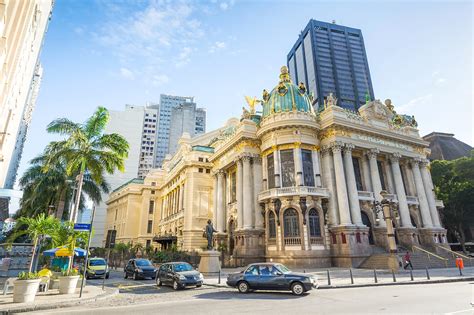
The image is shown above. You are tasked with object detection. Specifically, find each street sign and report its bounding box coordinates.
[74,223,91,231]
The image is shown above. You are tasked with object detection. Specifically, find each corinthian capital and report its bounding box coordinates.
[410,158,423,168]
[320,145,331,157]
[343,143,355,154]
[330,141,344,154]
[365,148,380,160]
[389,152,402,163]
[419,158,430,168]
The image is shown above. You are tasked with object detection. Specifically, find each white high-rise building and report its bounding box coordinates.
[0,0,54,218]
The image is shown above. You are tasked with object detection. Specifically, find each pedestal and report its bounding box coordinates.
[373,227,388,250]
[198,250,221,275]
[232,229,265,266]
[329,225,372,267]
[396,227,418,249]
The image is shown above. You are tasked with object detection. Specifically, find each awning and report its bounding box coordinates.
[153,236,177,243]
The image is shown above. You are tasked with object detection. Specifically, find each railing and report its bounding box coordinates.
[258,186,329,201]
[406,196,419,205]
[412,245,448,267]
[267,238,276,246]
[310,237,324,245]
[358,191,374,201]
[284,237,302,246]
[436,245,473,266]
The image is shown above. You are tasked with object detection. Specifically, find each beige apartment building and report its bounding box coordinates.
[105,67,447,268]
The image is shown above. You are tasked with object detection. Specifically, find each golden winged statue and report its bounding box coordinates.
[244,96,261,114]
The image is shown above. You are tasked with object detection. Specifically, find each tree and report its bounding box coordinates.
[44,107,129,222]
[432,150,474,253]
[17,153,109,220]
[8,214,60,272]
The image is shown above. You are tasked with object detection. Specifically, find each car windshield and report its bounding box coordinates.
[173,263,193,272]
[136,259,152,266]
[276,264,291,274]
[89,259,105,266]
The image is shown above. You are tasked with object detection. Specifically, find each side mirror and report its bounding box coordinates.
[276,272,283,276]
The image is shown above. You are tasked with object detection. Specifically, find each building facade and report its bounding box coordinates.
[168,102,206,155]
[105,67,446,268]
[0,0,53,197]
[287,19,374,111]
[155,94,206,168]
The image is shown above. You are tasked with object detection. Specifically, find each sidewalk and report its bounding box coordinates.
[204,266,474,289]
[0,285,118,313]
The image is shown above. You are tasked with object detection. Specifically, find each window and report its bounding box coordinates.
[267,154,275,189]
[198,157,204,162]
[302,149,315,186]
[231,171,236,202]
[268,211,276,239]
[151,190,155,195]
[206,169,210,174]
[245,265,259,275]
[377,161,387,191]
[280,150,295,187]
[283,208,299,237]
[308,209,321,237]
[147,220,153,233]
[352,157,363,191]
[149,200,154,214]
[146,240,151,248]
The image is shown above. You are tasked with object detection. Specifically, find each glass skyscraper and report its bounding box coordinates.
[287,19,375,111]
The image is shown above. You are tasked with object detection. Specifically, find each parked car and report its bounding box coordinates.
[86,257,109,279]
[124,259,157,280]
[226,263,318,296]
[156,262,204,290]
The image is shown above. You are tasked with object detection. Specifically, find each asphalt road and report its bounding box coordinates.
[30,271,474,315]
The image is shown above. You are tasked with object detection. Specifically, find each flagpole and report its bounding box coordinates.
[79,205,95,298]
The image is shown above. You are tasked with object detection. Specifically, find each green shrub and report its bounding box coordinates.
[61,269,79,277]
[18,272,40,280]
[151,250,192,264]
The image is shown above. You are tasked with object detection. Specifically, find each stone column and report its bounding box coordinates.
[274,149,281,188]
[236,159,243,230]
[312,149,322,187]
[253,156,264,229]
[420,159,442,227]
[321,146,339,226]
[262,154,268,190]
[402,164,416,196]
[212,175,218,226]
[383,161,395,193]
[216,171,226,232]
[361,155,372,192]
[410,159,433,228]
[390,153,412,228]
[294,146,304,186]
[331,142,352,225]
[366,149,385,227]
[242,156,253,229]
[343,144,363,226]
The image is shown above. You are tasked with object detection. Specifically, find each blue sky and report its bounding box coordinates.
[18,0,473,185]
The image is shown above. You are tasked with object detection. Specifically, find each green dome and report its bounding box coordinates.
[261,66,315,118]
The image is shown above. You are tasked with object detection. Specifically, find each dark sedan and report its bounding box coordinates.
[226,263,318,296]
[156,262,204,290]
[124,259,157,280]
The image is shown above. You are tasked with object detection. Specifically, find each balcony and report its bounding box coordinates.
[358,191,375,201]
[258,186,329,202]
[406,196,419,205]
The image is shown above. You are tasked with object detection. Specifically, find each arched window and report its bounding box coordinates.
[283,208,299,237]
[308,209,321,237]
[268,211,276,239]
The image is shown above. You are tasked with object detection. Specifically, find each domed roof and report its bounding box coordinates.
[261,66,315,118]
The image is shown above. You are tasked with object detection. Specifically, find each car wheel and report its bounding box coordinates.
[196,284,202,288]
[156,277,162,286]
[291,282,305,296]
[172,280,180,290]
[124,273,128,279]
[133,272,138,280]
[237,281,250,293]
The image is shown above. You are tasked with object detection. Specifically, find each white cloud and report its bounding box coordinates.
[175,47,192,68]
[432,70,447,87]
[220,2,229,10]
[74,27,84,35]
[119,67,135,80]
[209,41,227,53]
[397,94,433,113]
[152,74,169,86]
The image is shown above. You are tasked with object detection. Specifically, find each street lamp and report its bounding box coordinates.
[372,190,399,254]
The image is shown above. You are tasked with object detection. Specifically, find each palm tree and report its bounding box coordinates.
[43,106,128,222]
[17,153,109,220]
[8,214,60,272]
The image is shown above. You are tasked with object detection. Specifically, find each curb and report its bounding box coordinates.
[0,287,119,314]
[204,276,474,290]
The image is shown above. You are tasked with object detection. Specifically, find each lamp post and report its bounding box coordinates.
[373,191,399,254]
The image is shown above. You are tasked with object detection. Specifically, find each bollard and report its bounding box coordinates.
[349,268,354,284]
[425,267,430,280]
[391,269,396,282]
[373,269,378,283]
[218,270,221,284]
[410,269,414,281]
[327,269,331,286]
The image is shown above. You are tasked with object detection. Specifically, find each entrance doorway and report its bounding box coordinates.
[361,211,374,245]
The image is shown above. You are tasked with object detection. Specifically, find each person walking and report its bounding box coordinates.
[403,251,413,270]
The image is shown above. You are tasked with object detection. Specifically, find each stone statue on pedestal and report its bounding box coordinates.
[205,220,217,250]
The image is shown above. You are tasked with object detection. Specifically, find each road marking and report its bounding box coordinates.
[445,309,474,315]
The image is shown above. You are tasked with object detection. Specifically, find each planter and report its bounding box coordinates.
[13,279,41,303]
[50,278,59,290]
[58,276,80,294]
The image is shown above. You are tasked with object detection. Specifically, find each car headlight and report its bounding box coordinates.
[198,273,204,280]
[179,274,186,280]
[89,270,95,274]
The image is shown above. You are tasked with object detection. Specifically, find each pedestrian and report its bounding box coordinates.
[403,251,413,270]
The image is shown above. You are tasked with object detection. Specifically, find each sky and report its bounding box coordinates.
[17,0,473,190]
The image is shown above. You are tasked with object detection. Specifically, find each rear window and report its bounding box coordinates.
[136,259,152,266]
[173,263,193,272]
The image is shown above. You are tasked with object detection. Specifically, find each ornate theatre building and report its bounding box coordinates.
[105,67,446,268]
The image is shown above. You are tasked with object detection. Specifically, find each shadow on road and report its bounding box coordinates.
[194,290,308,300]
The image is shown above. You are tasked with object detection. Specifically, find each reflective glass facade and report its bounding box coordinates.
[287,19,375,111]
